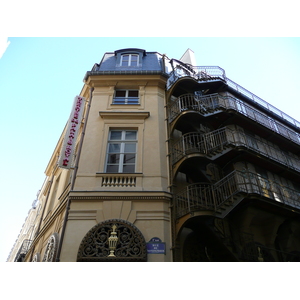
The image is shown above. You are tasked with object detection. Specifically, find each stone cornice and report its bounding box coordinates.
[99,111,150,119]
[84,73,168,89]
[69,195,171,201]
[84,70,169,82]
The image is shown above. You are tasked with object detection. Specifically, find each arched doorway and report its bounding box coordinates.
[176,216,237,262]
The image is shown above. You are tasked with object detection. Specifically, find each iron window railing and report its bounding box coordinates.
[113,90,139,105]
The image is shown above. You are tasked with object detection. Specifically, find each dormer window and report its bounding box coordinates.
[115,48,145,68]
[121,54,139,67]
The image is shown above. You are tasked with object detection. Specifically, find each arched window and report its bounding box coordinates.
[121,54,139,67]
[114,48,145,68]
[42,233,59,262]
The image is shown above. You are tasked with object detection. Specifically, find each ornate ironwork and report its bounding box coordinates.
[42,233,59,262]
[77,219,147,262]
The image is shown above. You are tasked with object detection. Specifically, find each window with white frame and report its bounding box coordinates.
[121,54,139,67]
[105,130,137,173]
[113,90,139,105]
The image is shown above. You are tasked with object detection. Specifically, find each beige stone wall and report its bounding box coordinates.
[75,75,169,192]
[12,73,172,262]
[60,197,171,262]
[58,74,172,262]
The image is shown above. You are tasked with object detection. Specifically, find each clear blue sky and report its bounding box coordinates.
[1,37,300,263]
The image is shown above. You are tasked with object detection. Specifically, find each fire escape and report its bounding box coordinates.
[166,62,300,261]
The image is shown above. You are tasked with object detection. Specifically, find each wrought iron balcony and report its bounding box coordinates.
[167,66,226,89]
[171,127,300,174]
[174,170,300,220]
[168,93,300,145]
[171,129,229,164]
[14,239,32,262]
[167,65,300,131]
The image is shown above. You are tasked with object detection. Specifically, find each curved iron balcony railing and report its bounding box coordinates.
[167,66,300,130]
[167,66,226,89]
[171,127,300,173]
[171,129,228,164]
[174,170,300,219]
[168,93,300,146]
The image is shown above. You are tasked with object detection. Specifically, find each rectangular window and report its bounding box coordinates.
[121,54,139,67]
[113,90,139,105]
[105,130,137,173]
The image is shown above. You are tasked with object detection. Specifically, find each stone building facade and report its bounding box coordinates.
[7,48,300,262]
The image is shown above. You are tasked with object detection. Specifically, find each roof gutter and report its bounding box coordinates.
[83,70,169,82]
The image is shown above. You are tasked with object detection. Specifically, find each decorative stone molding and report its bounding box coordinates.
[70,195,171,202]
[42,233,59,262]
[32,252,41,262]
[99,111,150,120]
[77,219,147,262]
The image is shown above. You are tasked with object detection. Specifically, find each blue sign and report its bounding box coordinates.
[146,237,166,254]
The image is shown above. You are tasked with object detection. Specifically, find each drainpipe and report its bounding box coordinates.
[161,54,166,74]
[55,86,94,262]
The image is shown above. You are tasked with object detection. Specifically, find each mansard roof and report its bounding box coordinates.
[84,48,166,81]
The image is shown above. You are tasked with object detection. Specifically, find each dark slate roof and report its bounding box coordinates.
[100,51,162,71]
